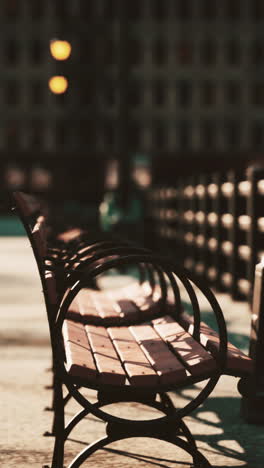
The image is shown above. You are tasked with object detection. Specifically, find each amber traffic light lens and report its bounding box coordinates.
[49,76,68,94]
[50,40,71,60]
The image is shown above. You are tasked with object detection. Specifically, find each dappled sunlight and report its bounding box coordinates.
[196,411,221,425]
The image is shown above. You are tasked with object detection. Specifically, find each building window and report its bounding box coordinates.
[201,39,216,66]
[153,38,168,67]
[177,81,192,108]
[201,82,216,107]
[6,39,19,65]
[226,40,240,66]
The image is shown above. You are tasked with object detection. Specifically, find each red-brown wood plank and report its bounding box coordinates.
[57,228,83,243]
[63,320,97,380]
[130,324,189,385]
[85,325,126,385]
[131,286,163,318]
[68,289,101,321]
[152,316,217,376]
[179,314,253,374]
[115,299,141,321]
[109,281,151,301]
[108,327,158,387]
[91,291,121,320]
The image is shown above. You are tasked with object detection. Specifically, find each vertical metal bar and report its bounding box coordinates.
[228,170,241,299]
[196,173,208,280]
[212,172,224,291]
[246,166,264,300]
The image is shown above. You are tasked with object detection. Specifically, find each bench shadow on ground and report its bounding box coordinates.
[67,391,264,467]
[67,390,263,467]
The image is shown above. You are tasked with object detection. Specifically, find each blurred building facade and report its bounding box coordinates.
[0,1,263,211]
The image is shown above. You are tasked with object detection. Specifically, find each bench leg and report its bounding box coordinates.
[239,377,264,424]
[66,431,211,468]
[59,392,210,467]
[51,377,65,468]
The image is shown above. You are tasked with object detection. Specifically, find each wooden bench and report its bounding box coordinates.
[13,191,163,326]
[12,191,257,468]
[47,257,255,468]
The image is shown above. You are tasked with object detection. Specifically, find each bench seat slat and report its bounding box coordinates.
[85,325,126,385]
[108,327,159,387]
[130,324,189,385]
[68,290,100,321]
[90,293,120,320]
[57,228,83,243]
[108,282,152,301]
[63,320,97,380]
[115,299,141,321]
[152,316,217,376]
[179,314,253,374]
[67,285,162,325]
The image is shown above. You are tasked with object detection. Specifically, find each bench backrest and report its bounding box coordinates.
[13,191,57,315]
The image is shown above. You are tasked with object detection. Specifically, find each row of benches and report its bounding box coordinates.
[12,191,263,467]
[147,164,264,301]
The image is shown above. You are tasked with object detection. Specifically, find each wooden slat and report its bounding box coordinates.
[57,228,83,243]
[115,299,141,321]
[67,289,100,321]
[179,314,253,375]
[91,292,121,320]
[86,325,126,385]
[67,283,161,325]
[130,324,189,385]
[109,281,152,301]
[133,294,159,314]
[63,320,97,380]
[109,327,158,386]
[152,316,217,376]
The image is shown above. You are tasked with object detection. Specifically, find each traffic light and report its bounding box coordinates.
[49,39,71,94]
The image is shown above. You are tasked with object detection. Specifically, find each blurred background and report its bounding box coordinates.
[0,1,263,281]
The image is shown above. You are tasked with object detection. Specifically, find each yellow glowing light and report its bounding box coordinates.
[49,76,68,94]
[50,40,71,60]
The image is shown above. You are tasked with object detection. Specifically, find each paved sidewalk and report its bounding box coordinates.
[1,237,264,467]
